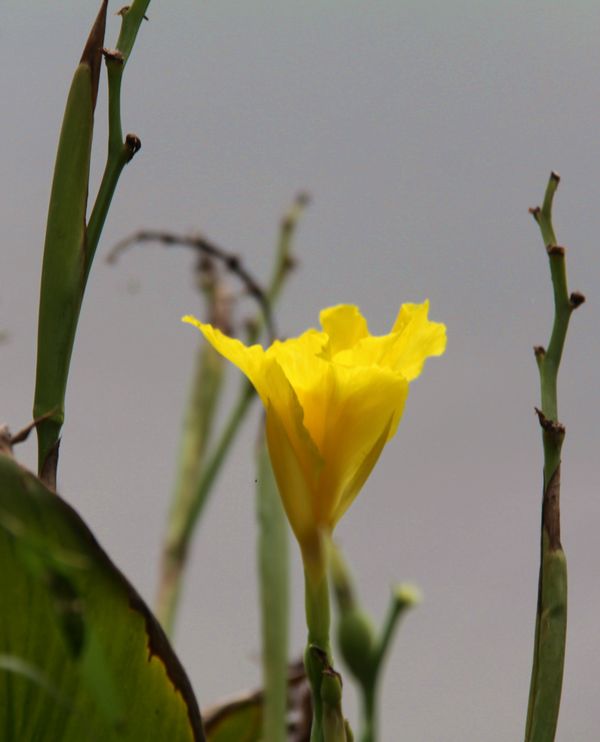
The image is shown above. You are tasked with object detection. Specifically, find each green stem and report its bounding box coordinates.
[303,535,333,742]
[157,380,255,634]
[321,668,348,742]
[371,591,406,676]
[330,539,419,742]
[114,2,151,62]
[360,688,376,742]
[187,378,255,536]
[155,342,225,633]
[85,59,127,275]
[305,562,332,656]
[86,2,150,277]
[154,193,308,633]
[360,586,420,742]
[524,172,583,742]
[250,191,309,343]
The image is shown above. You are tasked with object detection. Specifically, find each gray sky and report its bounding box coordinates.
[2,2,600,739]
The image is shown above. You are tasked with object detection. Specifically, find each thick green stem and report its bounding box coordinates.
[302,535,334,742]
[525,173,583,742]
[321,668,349,742]
[305,559,332,656]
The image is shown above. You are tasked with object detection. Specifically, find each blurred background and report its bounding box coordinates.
[2,1,600,739]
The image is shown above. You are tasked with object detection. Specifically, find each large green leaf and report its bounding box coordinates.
[0,452,204,741]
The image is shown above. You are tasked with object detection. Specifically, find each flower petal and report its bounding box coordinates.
[331,414,394,526]
[319,305,369,356]
[388,300,446,380]
[332,301,446,382]
[300,363,409,526]
[182,315,269,400]
[261,357,324,493]
[265,397,322,547]
[266,329,328,391]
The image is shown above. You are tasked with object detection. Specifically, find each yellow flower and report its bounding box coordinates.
[183,302,445,555]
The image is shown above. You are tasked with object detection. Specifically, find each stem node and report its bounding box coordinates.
[529,206,541,223]
[125,133,142,159]
[534,407,565,436]
[102,47,125,64]
[569,291,585,308]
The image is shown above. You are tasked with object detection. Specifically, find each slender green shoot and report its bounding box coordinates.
[155,337,226,632]
[87,1,152,277]
[524,172,584,742]
[155,193,308,634]
[330,543,419,742]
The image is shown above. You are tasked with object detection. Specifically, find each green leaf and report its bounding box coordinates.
[33,1,109,477]
[0,452,204,741]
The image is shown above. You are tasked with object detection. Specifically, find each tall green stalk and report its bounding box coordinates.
[34,1,150,485]
[524,173,584,742]
[155,193,308,634]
